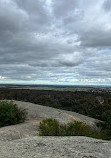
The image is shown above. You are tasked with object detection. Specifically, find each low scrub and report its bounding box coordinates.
[0,101,27,127]
[39,118,59,136]
[39,118,108,140]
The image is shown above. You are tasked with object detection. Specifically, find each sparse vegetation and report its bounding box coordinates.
[0,101,27,127]
[39,118,106,139]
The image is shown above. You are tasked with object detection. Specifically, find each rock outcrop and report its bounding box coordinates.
[0,136,111,158]
[0,100,110,158]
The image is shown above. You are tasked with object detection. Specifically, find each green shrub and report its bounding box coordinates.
[58,124,67,136]
[0,101,27,127]
[96,110,111,140]
[39,118,105,139]
[39,118,59,136]
[66,121,91,136]
[89,129,103,139]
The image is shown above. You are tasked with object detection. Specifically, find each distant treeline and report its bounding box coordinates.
[0,88,111,121]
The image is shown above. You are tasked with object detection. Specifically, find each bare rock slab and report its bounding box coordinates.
[0,137,111,158]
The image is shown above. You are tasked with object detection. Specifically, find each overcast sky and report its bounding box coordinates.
[0,0,111,85]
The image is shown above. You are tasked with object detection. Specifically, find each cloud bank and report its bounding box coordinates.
[0,0,111,85]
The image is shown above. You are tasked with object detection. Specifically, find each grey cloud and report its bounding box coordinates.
[53,0,111,47]
[75,50,111,79]
[103,0,111,12]
[15,0,51,31]
[0,0,28,46]
[52,0,78,18]
[59,52,84,67]
[0,0,111,85]
[0,0,28,33]
[79,29,111,47]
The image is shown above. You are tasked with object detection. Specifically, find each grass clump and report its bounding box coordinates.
[0,101,27,127]
[39,118,105,140]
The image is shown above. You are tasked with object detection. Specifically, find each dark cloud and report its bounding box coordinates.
[103,0,111,12]
[0,0,28,33]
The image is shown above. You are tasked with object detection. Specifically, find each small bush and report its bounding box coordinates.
[58,124,67,136]
[39,118,106,140]
[39,118,59,136]
[66,121,91,136]
[0,101,27,127]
